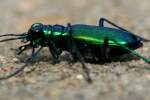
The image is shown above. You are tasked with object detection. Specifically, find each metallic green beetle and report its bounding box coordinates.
[0,17,149,82]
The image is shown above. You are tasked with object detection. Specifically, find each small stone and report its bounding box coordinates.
[23,67,31,72]
[13,58,19,63]
[76,74,84,80]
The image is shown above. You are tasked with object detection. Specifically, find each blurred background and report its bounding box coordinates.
[0,0,150,100]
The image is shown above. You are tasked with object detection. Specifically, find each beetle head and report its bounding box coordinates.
[25,23,46,47]
[27,23,43,40]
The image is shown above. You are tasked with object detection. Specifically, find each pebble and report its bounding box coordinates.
[76,74,84,80]
[13,58,19,63]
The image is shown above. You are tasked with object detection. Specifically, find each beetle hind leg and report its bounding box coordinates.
[110,39,150,64]
[99,17,129,32]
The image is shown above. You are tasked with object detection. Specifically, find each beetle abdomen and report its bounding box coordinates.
[71,24,127,46]
[71,24,143,50]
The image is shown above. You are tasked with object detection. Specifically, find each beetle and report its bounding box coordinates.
[0,17,149,82]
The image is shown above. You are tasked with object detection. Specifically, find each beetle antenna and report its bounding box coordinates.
[0,33,27,42]
[110,39,150,63]
[0,47,42,80]
[0,33,22,37]
[0,37,23,42]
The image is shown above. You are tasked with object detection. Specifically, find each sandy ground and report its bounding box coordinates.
[0,0,150,100]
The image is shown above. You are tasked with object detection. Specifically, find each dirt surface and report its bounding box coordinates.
[0,0,150,100]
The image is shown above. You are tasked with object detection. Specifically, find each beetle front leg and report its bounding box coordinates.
[0,47,43,80]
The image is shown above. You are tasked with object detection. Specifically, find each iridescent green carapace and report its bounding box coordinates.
[0,17,149,80]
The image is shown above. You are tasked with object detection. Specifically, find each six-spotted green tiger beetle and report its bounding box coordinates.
[0,17,149,82]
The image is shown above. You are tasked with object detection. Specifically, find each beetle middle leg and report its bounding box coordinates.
[94,37,111,62]
[70,40,93,83]
[67,23,92,83]
[48,40,62,64]
[102,37,110,60]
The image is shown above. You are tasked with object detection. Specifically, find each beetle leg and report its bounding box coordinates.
[67,23,92,83]
[102,37,110,60]
[99,17,150,43]
[0,47,43,80]
[110,39,150,64]
[48,40,60,64]
[71,40,93,83]
[99,17,129,32]
[99,18,105,27]
[32,47,35,56]
[17,44,31,55]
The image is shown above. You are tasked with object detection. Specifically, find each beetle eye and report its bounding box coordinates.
[30,23,43,33]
